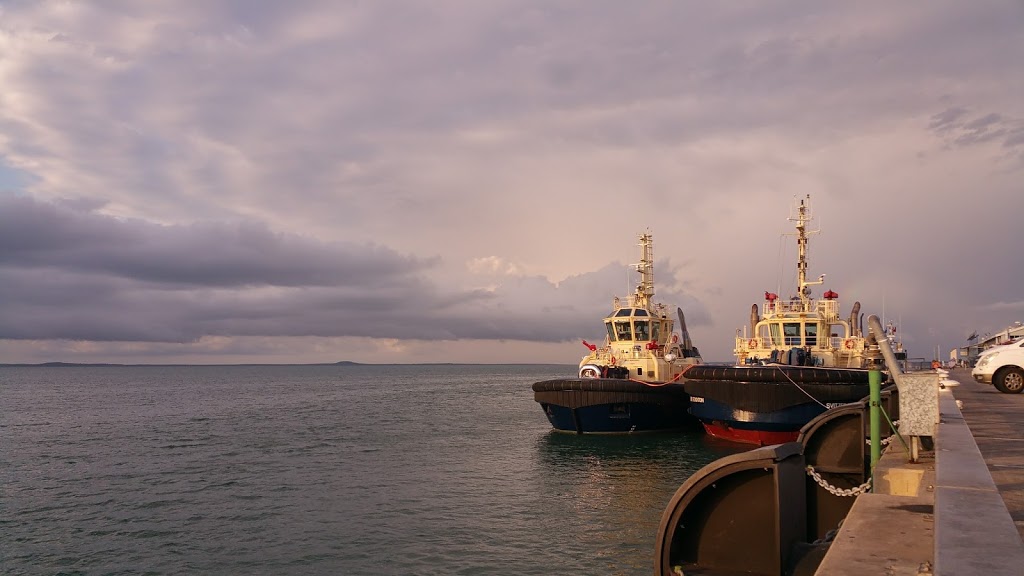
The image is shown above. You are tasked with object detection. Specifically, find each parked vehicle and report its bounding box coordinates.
[972,340,1024,393]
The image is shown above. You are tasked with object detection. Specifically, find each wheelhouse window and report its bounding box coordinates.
[614,321,632,341]
[651,322,661,343]
[606,322,616,342]
[634,320,650,341]
[784,323,800,346]
[804,323,818,346]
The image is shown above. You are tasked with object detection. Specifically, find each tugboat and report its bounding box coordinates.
[683,196,879,445]
[532,233,703,433]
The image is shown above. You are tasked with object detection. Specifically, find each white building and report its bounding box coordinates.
[958,321,1024,365]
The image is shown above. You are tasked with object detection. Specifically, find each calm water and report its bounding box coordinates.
[1,364,742,575]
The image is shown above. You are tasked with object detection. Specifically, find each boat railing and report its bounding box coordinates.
[764,297,841,321]
[736,335,763,350]
[764,298,805,314]
[736,335,806,350]
[612,296,669,317]
[817,299,841,321]
[736,335,858,351]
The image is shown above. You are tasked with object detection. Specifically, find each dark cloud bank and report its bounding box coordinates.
[0,196,709,345]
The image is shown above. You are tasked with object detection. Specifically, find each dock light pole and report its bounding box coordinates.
[868,369,883,474]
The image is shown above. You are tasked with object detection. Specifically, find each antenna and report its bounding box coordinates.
[787,194,822,309]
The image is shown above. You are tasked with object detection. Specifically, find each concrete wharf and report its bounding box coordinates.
[950,366,1024,539]
[816,367,1024,575]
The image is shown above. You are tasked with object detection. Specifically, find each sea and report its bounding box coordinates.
[1,364,745,575]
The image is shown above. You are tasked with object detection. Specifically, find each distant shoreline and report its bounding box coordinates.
[0,361,577,368]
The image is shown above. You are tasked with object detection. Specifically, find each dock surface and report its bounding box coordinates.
[948,366,1024,539]
[816,367,1024,575]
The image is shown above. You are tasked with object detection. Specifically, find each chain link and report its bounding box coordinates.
[867,434,896,446]
[806,465,872,497]
[865,420,900,447]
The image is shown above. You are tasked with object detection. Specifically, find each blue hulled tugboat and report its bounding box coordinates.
[532,233,703,434]
[684,196,882,445]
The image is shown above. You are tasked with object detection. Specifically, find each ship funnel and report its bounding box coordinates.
[750,304,759,336]
[848,302,861,336]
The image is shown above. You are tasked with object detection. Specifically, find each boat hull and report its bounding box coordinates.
[689,396,830,445]
[532,378,697,434]
[683,366,872,446]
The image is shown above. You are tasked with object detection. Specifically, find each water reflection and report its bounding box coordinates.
[535,430,743,469]
[531,431,750,575]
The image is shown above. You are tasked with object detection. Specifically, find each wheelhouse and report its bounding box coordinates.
[754,318,850,349]
[604,307,666,343]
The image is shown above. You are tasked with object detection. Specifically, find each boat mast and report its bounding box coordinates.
[790,195,822,312]
[633,233,655,309]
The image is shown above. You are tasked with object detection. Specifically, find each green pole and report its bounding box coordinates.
[869,369,883,476]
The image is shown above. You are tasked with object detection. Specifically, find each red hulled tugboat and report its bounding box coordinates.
[683,196,881,445]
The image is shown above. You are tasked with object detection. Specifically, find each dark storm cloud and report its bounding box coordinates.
[0,196,432,288]
[0,197,706,344]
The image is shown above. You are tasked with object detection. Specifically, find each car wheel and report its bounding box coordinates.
[994,367,1024,394]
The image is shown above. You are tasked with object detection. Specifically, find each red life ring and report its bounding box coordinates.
[671,334,679,344]
[610,355,617,365]
[844,339,855,350]
[747,338,757,349]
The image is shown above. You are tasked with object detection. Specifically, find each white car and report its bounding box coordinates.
[972,340,1024,394]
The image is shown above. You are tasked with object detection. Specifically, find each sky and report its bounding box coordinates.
[1,0,1022,365]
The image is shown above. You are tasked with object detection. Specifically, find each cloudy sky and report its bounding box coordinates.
[1,1,1022,365]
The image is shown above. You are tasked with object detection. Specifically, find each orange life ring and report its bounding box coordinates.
[747,338,757,349]
[671,334,679,344]
[844,339,855,350]
[610,356,617,365]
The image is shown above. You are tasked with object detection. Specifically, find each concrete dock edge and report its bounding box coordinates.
[933,390,1024,575]
[815,387,1024,575]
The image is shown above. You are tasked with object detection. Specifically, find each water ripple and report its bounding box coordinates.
[1,364,742,575]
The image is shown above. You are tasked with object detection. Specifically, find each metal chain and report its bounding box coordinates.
[865,420,900,446]
[867,434,896,446]
[806,465,872,497]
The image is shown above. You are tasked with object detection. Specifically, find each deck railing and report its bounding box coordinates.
[735,335,858,351]
[763,298,841,321]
